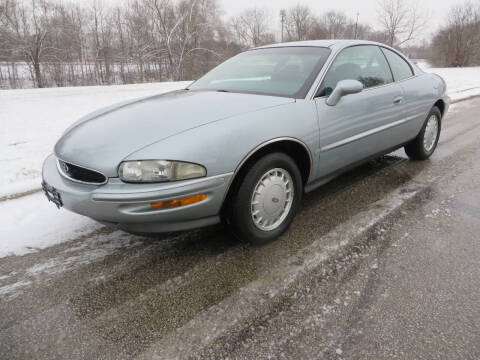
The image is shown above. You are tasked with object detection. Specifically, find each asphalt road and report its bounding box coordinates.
[1,98,480,359]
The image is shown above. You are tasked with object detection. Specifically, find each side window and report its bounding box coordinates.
[381,48,413,81]
[318,45,393,97]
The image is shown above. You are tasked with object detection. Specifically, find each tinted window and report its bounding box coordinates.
[318,45,393,97]
[189,47,331,98]
[381,48,413,81]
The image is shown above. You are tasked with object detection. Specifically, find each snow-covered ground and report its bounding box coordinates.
[0,192,101,258]
[415,60,480,102]
[1,65,480,258]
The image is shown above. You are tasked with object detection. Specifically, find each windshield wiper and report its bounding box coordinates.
[216,89,230,93]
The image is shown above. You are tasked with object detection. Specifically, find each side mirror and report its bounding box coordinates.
[326,79,363,106]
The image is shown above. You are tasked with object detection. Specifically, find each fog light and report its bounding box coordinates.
[150,194,206,209]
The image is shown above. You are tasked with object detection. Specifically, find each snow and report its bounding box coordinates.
[0,227,148,298]
[0,81,190,197]
[416,60,480,102]
[23,230,143,277]
[0,191,102,258]
[0,280,32,300]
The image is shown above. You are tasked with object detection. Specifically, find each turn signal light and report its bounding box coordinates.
[150,194,206,209]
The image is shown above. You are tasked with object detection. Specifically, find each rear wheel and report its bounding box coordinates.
[404,106,442,160]
[229,152,303,245]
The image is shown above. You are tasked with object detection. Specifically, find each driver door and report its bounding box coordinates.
[314,45,404,178]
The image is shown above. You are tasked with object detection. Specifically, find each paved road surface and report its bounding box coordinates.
[1,98,480,359]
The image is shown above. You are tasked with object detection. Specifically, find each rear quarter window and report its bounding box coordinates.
[381,48,414,81]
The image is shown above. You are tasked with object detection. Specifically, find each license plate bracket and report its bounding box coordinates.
[42,181,63,209]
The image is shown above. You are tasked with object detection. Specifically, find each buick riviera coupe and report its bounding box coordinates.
[42,40,449,244]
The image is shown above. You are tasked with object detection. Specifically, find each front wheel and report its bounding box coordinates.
[404,106,442,160]
[229,152,303,245]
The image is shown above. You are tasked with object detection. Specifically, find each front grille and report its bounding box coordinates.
[57,159,107,184]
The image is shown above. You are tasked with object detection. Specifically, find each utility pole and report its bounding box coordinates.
[354,12,359,39]
[280,9,286,42]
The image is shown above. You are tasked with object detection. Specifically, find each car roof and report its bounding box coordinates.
[254,39,386,50]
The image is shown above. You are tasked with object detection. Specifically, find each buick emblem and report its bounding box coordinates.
[61,162,70,173]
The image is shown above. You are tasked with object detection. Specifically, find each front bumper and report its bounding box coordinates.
[42,154,233,233]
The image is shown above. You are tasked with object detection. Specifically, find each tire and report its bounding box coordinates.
[229,152,303,245]
[404,106,442,160]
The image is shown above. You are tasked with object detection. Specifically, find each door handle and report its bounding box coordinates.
[393,97,403,104]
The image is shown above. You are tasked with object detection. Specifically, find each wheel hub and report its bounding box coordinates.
[250,168,294,231]
[423,115,439,152]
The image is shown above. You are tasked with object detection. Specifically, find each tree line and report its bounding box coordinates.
[1,0,239,88]
[430,1,480,67]
[0,0,478,89]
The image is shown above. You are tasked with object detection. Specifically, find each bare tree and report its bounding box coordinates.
[430,1,480,67]
[144,0,220,80]
[1,0,54,87]
[0,0,10,60]
[46,2,89,86]
[308,18,329,40]
[87,1,116,84]
[230,7,273,48]
[0,0,7,21]
[123,1,158,82]
[284,4,312,41]
[322,10,347,39]
[376,0,426,47]
[343,21,372,40]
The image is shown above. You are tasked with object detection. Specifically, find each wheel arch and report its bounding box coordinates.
[433,99,445,117]
[220,137,312,216]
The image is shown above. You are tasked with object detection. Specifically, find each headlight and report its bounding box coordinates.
[118,160,206,183]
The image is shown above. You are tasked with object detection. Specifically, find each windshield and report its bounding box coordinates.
[188,47,331,98]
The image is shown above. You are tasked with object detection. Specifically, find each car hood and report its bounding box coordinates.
[54,90,293,177]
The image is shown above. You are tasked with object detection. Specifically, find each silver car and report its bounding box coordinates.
[42,40,449,244]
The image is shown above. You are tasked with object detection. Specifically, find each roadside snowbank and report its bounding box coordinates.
[0,192,101,257]
[428,68,480,102]
[417,61,480,102]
